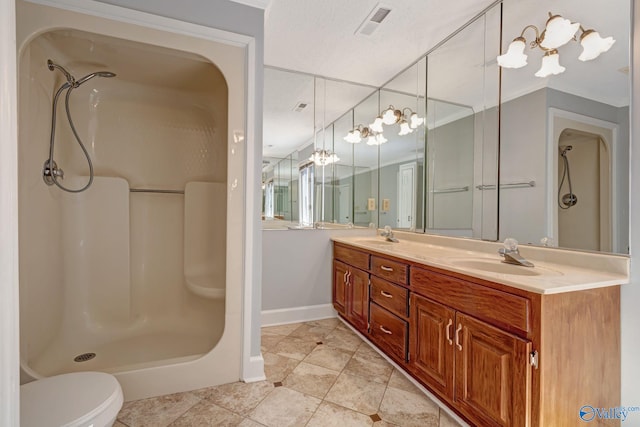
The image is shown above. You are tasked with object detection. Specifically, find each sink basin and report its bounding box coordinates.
[452,258,561,277]
[355,239,396,246]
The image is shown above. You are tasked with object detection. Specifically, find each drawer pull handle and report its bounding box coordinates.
[380,290,393,298]
[380,265,394,272]
[446,319,453,345]
[455,324,462,351]
[379,325,393,335]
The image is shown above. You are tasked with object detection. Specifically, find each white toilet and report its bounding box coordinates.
[21,371,123,427]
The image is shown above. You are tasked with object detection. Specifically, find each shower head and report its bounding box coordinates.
[75,71,117,86]
[559,145,573,156]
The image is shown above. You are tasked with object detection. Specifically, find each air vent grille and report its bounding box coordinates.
[356,3,392,36]
[293,102,308,112]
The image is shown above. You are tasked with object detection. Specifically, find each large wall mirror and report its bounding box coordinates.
[499,0,630,253]
[263,0,631,255]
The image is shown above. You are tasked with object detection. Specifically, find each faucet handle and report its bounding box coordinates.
[503,238,519,252]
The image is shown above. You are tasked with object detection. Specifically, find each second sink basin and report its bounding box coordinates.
[452,258,562,277]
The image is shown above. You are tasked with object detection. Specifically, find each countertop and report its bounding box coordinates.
[332,231,629,294]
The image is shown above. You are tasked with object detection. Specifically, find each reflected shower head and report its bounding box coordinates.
[559,145,573,156]
[75,71,117,86]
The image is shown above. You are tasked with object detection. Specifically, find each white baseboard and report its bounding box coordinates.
[242,355,266,383]
[261,304,337,326]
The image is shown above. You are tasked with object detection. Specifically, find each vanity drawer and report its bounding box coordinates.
[369,302,408,362]
[334,243,370,270]
[410,267,531,335]
[371,256,408,286]
[370,276,409,318]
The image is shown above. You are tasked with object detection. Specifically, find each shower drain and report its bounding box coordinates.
[73,352,96,363]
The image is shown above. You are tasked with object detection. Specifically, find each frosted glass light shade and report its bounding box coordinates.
[344,129,362,143]
[409,112,424,128]
[398,121,413,136]
[382,107,400,125]
[579,30,615,61]
[369,116,384,133]
[366,133,387,146]
[535,51,565,78]
[497,38,528,68]
[540,15,579,49]
[309,150,339,165]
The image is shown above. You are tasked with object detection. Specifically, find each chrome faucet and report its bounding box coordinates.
[498,238,534,267]
[380,225,399,243]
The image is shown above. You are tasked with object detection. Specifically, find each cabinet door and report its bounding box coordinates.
[409,294,455,399]
[333,260,348,315]
[454,313,531,427]
[347,267,369,332]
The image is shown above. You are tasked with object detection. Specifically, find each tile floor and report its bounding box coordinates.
[115,318,464,427]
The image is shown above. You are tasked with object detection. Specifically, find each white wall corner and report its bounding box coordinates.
[262,304,337,326]
[242,355,266,383]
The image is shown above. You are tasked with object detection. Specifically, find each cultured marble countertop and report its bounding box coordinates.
[332,230,630,294]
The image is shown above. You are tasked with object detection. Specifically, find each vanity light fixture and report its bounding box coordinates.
[369,115,384,133]
[344,106,424,142]
[309,149,340,166]
[497,12,615,78]
[367,133,388,145]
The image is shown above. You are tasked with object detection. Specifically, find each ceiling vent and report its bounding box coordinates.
[356,3,392,36]
[293,101,308,112]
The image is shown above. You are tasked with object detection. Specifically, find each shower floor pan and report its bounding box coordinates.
[28,315,224,376]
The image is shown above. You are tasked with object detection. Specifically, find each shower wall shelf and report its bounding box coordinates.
[475,180,536,190]
[130,188,185,194]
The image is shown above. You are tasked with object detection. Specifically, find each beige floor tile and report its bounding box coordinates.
[387,369,422,395]
[323,327,364,352]
[306,401,374,427]
[439,408,464,427]
[289,324,335,342]
[238,419,267,427]
[343,345,393,384]
[303,344,354,371]
[283,361,340,399]
[248,386,321,427]
[263,352,300,382]
[305,317,341,329]
[117,391,201,427]
[113,422,128,427]
[168,400,244,426]
[324,373,387,415]
[194,381,274,416]
[261,332,286,353]
[261,323,301,336]
[378,386,439,427]
[272,336,319,360]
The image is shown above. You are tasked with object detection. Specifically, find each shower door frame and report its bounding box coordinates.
[545,108,621,252]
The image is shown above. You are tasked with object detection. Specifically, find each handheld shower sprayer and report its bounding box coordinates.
[558,145,577,208]
[43,60,116,193]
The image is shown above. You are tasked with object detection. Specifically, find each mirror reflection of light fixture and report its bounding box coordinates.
[369,116,384,133]
[344,125,375,144]
[497,12,615,78]
[366,133,388,146]
[381,105,402,125]
[309,149,340,165]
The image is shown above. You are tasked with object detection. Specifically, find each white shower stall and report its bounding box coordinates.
[17,0,251,400]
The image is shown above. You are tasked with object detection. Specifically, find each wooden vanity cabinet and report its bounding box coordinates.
[332,241,621,427]
[332,245,370,333]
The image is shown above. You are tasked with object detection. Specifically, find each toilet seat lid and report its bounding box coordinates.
[21,371,123,427]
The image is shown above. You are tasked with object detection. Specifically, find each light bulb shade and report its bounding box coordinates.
[366,135,378,146]
[398,121,413,136]
[366,133,387,146]
[309,149,339,165]
[497,38,528,69]
[369,116,384,133]
[382,106,401,125]
[534,50,565,78]
[409,112,424,128]
[540,15,579,49]
[344,129,362,143]
[579,30,615,61]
